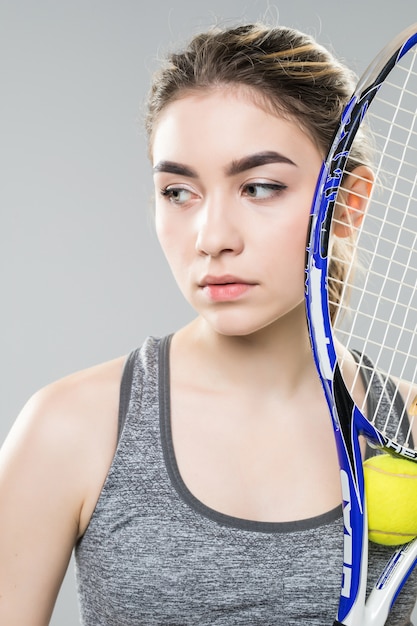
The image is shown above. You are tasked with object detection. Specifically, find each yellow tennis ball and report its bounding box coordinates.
[363,453,417,546]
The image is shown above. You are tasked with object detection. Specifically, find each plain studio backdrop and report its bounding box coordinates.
[1,1,417,624]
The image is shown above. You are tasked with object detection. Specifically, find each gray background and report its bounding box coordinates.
[1,1,416,624]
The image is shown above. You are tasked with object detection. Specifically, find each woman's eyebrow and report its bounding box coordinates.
[152,151,296,178]
[226,151,296,176]
[153,161,197,177]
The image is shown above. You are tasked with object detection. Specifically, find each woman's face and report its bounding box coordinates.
[151,87,323,337]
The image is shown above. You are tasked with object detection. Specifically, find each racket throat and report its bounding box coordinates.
[333,367,355,450]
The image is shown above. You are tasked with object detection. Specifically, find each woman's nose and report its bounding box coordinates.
[195,199,244,257]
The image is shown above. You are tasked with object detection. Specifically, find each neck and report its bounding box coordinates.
[173,305,317,396]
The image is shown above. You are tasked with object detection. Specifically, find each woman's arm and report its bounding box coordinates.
[0,357,124,625]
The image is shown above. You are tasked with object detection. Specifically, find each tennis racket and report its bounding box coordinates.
[305,24,417,626]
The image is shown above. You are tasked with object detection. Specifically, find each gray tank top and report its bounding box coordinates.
[74,335,417,625]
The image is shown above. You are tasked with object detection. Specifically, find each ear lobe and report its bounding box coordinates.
[333,165,374,238]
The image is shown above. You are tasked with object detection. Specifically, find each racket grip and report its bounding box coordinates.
[333,622,346,625]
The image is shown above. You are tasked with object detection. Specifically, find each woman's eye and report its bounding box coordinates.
[242,182,287,199]
[160,187,194,205]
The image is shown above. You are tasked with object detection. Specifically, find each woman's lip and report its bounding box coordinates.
[199,274,255,287]
[201,282,255,302]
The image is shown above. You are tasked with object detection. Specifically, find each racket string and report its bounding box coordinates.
[331,46,417,451]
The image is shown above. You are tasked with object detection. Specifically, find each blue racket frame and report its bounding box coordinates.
[305,27,417,626]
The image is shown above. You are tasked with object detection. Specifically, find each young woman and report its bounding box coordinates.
[1,22,416,625]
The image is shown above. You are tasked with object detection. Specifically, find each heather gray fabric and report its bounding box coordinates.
[75,335,417,624]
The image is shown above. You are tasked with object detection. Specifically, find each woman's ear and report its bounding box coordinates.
[333,165,374,238]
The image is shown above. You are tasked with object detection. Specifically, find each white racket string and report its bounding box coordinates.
[329,46,417,449]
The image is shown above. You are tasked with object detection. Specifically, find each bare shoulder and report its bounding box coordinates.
[0,354,127,624]
[31,353,126,411]
[31,355,126,431]
[1,354,127,536]
[392,378,417,447]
